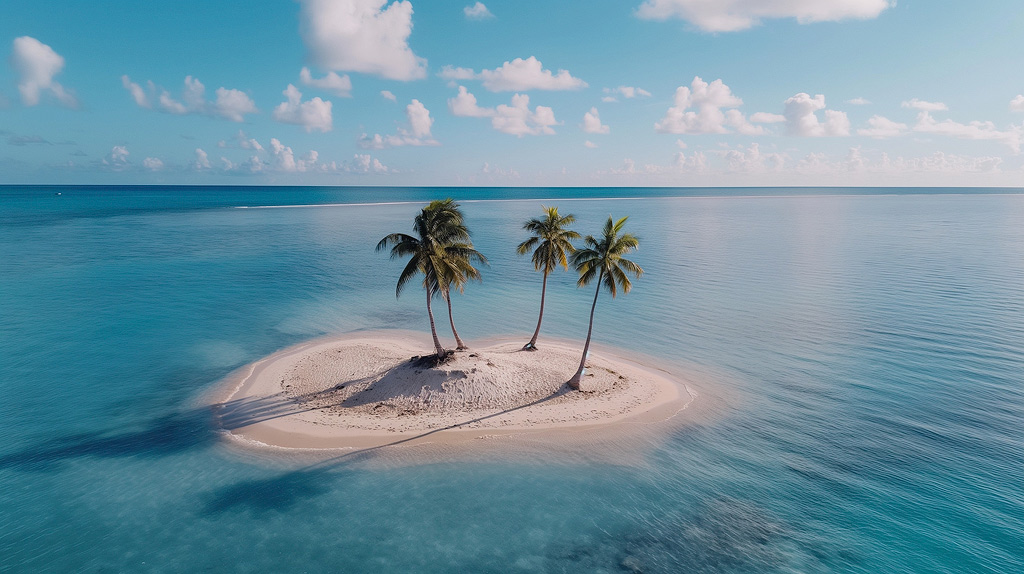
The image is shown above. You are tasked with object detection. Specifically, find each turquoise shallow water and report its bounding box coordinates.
[2,186,1023,573]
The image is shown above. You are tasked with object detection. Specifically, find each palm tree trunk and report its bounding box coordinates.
[568,271,602,390]
[426,288,445,357]
[445,291,467,350]
[524,270,549,350]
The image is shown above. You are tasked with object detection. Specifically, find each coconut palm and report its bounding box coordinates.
[422,199,487,350]
[376,199,478,358]
[567,216,643,389]
[516,206,580,350]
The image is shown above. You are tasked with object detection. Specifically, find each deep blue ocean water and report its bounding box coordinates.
[2,185,1023,573]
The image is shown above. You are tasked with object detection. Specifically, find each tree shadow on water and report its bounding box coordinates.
[0,391,330,473]
[199,387,570,516]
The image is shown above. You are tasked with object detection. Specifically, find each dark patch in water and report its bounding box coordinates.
[548,498,840,573]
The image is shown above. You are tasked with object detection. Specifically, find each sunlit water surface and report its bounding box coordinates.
[2,186,1023,573]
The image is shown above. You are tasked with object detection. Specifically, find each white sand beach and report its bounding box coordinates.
[209,331,699,452]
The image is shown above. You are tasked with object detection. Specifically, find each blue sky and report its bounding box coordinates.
[2,0,1023,186]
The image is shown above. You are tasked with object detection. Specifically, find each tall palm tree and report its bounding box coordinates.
[376,199,475,358]
[425,199,487,351]
[516,206,580,350]
[567,216,643,390]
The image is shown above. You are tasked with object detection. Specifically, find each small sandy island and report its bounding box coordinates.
[208,332,697,452]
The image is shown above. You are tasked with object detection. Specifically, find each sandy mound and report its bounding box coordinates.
[212,333,692,450]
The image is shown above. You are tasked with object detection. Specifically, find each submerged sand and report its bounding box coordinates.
[209,332,698,451]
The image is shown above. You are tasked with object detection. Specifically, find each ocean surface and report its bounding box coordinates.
[1,185,1023,573]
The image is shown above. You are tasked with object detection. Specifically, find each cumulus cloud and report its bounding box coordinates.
[464,2,494,19]
[847,97,871,105]
[102,146,131,170]
[602,86,652,102]
[856,115,907,138]
[1010,95,1024,112]
[635,0,892,32]
[346,154,390,173]
[655,77,762,135]
[448,86,495,117]
[902,98,948,112]
[381,90,397,101]
[273,84,333,132]
[440,57,587,92]
[359,99,439,147]
[122,75,257,122]
[448,87,560,136]
[299,67,352,97]
[11,36,77,107]
[750,112,785,123]
[218,130,263,150]
[783,93,850,136]
[492,94,558,136]
[721,143,785,172]
[193,148,211,170]
[143,157,164,171]
[582,107,610,134]
[584,140,598,148]
[912,111,1022,152]
[299,0,427,81]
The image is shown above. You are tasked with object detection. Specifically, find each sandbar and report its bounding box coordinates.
[208,331,698,454]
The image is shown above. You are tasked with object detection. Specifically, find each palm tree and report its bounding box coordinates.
[376,199,476,358]
[516,206,580,350]
[424,199,487,351]
[567,216,643,390]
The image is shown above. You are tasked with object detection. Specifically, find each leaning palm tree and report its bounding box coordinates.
[567,216,644,390]
[376,199,474,358]
[516,206,580,350]
[437,241,487,350]
[425,199,487,350]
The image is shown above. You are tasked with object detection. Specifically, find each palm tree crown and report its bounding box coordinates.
[517,206,580,349]
[567,215,643,389]
[572,216,642,297]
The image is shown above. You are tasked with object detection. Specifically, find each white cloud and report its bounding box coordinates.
[1010,95,1024,112]
[602,96,618,103]
[214,87,258,122]
[655,76,762,135]
[447,88,559,136]
[123,75,257,122]
[11,36,77,107]
[193,148,211,170]
[464,2,494,19]
[603,86,652,100]
[674,151,709,172]
[299,67,352,97]
[582,107,610,134]
[273,84,333,132]
[847,97,871,105]
[676,139,687,149]
[912,111,1022,152]
[492,94,558,136]
[635,0,892,32]
[902,98,948,112]
[856,115,907,138]
[359,98,439,147]
[442,57,587,92]
[381,90,397,101]
[584,140,598,148]
[299,0,427,81]
[448,86,495,117]
[102,145,130,170]
[121,75,151,108]
[143,157,164,171]
[750,112,785,123]
[721,143,786,172]
[218,130,263,151]
[346,154,390,173]
[783,93,850,136]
